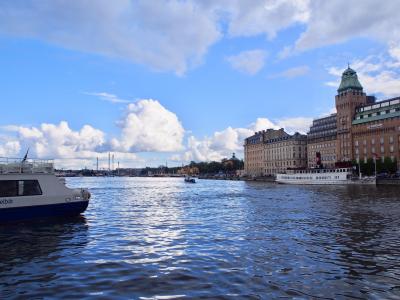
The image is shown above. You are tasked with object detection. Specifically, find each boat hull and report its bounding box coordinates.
[0,200,89,223]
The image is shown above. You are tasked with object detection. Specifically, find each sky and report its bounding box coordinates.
[0,0,400,169]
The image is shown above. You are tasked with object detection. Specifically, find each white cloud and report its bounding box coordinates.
[222,0,310,39]
[0,1,314,75]
[388,43,400,65]
[0,0,221,75]
[1,0,399,76]
[85,92,130,104]
[270,65,310,78]
[1,121,144,169]
[0,140,21,157]
[181,116,311,162]
[226,49,267,75]
[7,121,106,158]
[111,99,185,152]
[0,99,185,168]
[0,97,313,166]
[275,117,312,134]
[293,0,400,52]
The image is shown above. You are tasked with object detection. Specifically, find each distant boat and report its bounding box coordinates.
[276,168,376,185]
[184,176,196,183]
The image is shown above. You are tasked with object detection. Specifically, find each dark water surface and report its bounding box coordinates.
[1,178,400,299]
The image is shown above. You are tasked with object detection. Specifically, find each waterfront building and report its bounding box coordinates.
[307,114,337,168]
[245,66,400,173]
[244,129,307,176]
[352,96,400,165]
[335,67,376,163]
[335,67,400,169]
[264,130,307,175]
[244,131,265,176]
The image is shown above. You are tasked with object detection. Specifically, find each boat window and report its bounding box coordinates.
[0,180,42,197]
[0,180,18,197]
[22,180,42,196]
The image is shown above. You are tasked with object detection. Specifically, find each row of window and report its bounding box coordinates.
[356,156,396,163]
[355,136,395,146]
[0,180,42,198]
[355,145,395,154]
[358,99,400,112]
[309,143,336,149]
[356,107,400,120]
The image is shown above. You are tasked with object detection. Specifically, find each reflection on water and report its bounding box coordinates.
[1,178,400,299]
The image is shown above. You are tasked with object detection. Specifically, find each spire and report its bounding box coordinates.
[337,66,363,93]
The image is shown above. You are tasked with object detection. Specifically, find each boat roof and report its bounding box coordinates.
[0,157,54,174]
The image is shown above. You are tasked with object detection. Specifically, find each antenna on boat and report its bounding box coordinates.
[21,148,29,163]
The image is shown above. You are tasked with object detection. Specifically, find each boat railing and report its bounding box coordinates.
[0,157,54,174]
[284,167,353,175]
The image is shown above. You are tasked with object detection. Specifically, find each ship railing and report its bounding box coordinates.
[0,157,54,174]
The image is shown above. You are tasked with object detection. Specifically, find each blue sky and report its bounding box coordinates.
[0,1,399,168]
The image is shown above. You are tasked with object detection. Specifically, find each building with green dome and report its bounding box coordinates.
[307,66,400,171]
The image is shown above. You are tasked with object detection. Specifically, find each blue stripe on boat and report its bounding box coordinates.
[0,201,89,223]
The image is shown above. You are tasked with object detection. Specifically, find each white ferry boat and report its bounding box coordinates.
[276,168,376,185]
[0,157,91,223]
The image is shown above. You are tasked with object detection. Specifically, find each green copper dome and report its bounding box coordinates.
[337,67,363,93]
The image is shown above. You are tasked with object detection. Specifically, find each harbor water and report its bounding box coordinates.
[1,177,400,299]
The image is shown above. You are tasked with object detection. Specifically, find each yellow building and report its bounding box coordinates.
[244,128,307,176]
[244,131,264,176]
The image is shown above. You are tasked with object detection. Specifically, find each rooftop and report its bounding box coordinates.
[338,67,363,93]
[353,97,400,125]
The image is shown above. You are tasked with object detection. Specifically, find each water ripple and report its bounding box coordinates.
[1,178,400,299]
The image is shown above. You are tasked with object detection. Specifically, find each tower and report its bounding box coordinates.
[335,66,367,163]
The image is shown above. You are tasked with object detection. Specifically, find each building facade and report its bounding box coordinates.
[244,131,264,176]
[245,66,400,174]
[307,114,337,168]
[264,131,307,175]
[352,97,400,165]
[307,66,400,169]
[244,129,307,176]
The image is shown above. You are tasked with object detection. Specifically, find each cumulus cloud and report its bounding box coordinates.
[326,53,400,97]
[5,121,106,159]
[275,117,312,134]
[221,0,310,39]
[0,99,185,168]
[0,140,21,157]
[1,96,313,166]
[111,99,185,152]
[85,92,130,104]
[0,0,221,75]
[226,49,267,75]
[3,0,399,75]
[293,0,400,52]
[388,43,400,65]
[0,0,314,75]
[181,116,312,162]
[0,121,125,169]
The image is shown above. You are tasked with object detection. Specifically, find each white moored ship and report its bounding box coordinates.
[0,157,91,223]
[276,168,376,185]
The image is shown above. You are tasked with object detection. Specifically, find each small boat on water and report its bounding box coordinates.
[184,176,196,183]
[0,157,91,223]
[276,168,376,185]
